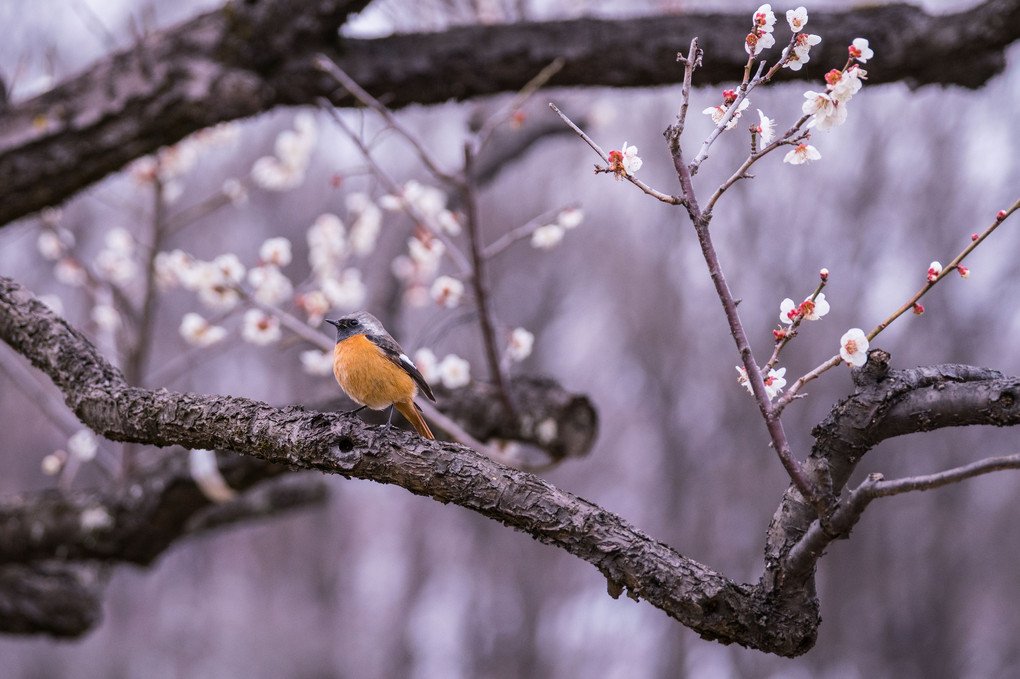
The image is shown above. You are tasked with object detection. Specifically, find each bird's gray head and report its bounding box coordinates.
[324,311,387,342]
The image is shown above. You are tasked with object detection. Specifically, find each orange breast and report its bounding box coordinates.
[333,334,417,410]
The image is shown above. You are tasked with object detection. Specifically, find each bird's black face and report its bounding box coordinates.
[325,316,363,342]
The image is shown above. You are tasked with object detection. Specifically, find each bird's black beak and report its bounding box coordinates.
[324,319,340,330]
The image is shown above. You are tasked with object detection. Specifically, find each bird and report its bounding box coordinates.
[325,312,436,439]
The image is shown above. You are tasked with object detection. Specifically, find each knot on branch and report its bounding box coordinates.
[435,375,598,464]
[851,347,890,387]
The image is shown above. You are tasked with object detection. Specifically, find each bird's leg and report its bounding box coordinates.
[384,405,395,430]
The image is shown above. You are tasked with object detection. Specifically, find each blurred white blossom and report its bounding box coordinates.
[300,349,335,376]
[179,312,228,347]
[241,309,281,345]
[438,354,471,389]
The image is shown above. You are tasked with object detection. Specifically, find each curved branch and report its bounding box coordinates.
[765,350,1020,594]
[3,0,1019,226]
[0,275,818,655]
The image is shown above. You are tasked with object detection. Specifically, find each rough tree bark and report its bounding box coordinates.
[1,0,1019,226]
[3,0,1020,655]
[3,273,1019,654]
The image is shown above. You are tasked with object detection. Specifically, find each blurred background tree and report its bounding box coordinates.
[1,0,1019,677]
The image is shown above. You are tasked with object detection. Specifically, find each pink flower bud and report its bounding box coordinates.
[819,268,829,281]
[957,266,970,279]
[971,233,979,241]
[912,303,924,315]
[996,210,1007,221]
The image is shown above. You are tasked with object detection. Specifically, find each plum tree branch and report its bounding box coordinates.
[3,0,1019,226]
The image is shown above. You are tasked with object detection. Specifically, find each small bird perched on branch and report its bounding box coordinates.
[325,312,436,439]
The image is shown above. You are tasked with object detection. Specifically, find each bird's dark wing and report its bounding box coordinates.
[367,333,437,402]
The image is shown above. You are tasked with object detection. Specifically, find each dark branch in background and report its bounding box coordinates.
[0,448,326,636]
[2,0,1020,226]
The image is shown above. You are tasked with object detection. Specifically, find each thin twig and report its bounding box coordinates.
[461,145,516,417]
[548,103,684,205]
[868,196,1020,341]
[786,452,1020,575]
[778,198,1020,410]
[689,61,766,174]
[484,202,580,258]
[316,99,472,274]
[473,58,565,153]
[315,54,460,185]
[673,37,701,137]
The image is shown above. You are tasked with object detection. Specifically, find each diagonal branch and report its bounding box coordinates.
[0,274,817,655]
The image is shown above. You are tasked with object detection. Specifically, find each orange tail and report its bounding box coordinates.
[395,401,434,439]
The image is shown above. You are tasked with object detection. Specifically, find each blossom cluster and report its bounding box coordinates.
[702,6,876,166]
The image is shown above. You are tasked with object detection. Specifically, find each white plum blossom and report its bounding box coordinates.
[806,96,848,132]
[407,236,445,277]
[251,113,317,191]
[620,142,642,174]
[296,290,331,325]
[259,237,292,267]
[37,231,65,260]
[241,309,281,345]
[320,268,366,309]
[55,258,88,287]
[786,6,808,32]
[179,312,228,347]
[827,66,866,103]
[780,293,830,324]
[703,98,750,130]
[300,349,335,376]
[849,37,874,63]
[412,348,440,384]
[531,224,565,249]
[213,253,246,284]
[104,228,134,255]
[248,265,294,306]
[91,305,121,331]
[438,354,471,389]
[307,213,348,280]
[94,228,139,284]
[154,249,192,288]
[746,4,777,55]
[746,30,776,56]
[840,328,869,366]
[736,366,788,401]
[346,193,384,255]
[68,430,98,461]
[430,275,465,308]
[927,261,943,282]
[507,327,535,362]
[752,4,776,32]
[221,178,248,206]
[764,367,787,400]
[41,450,66,475]
[557,207,584,229]
[756,109,776,143]
[783,33,822,70]
[783,143,821,165]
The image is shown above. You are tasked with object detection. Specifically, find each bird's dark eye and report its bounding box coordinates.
[349,319,360,327]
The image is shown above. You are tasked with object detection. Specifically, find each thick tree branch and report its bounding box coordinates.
[764,350,1020,595]
[0,275,819,655]
[4,271,1020,652]
[3,0,1019,226]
